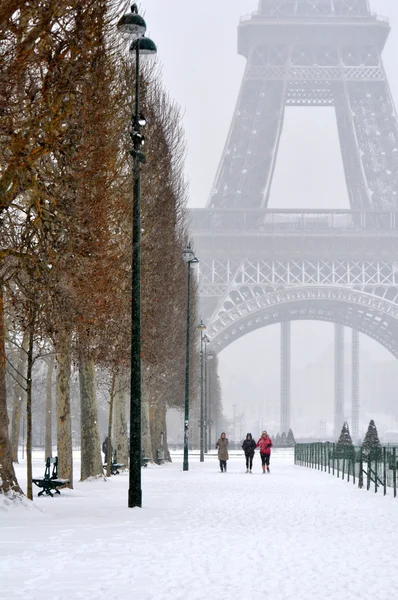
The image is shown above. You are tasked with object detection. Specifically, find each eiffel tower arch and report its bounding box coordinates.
[191,0,398,440]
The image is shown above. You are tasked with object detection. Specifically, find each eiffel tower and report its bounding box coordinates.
[191,0,398,440]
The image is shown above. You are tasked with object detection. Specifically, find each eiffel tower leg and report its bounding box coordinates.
[208,68,288,209]
[280,322,291,434]
[351,329,360,443]
[336,73,398,210]
[334,82,371,210]
[334,324,345,439]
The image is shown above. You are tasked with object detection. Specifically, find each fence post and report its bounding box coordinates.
[367,457,371,491]
[352,449,355,485]
[332,443,335,476]
[358,447,363,489]
[393,447,397,499]
[375,456,378,494]
[383,447,387,496]
[347,452,350,483]
[328,443,330,474]
[321,444,324,472]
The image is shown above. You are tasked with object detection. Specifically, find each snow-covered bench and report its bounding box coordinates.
[32,457,70,497]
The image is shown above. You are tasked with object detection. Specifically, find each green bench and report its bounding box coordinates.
[103,451,151,473]
[141,455,150,468]
[103,450,125,475]
[32,457,70,497]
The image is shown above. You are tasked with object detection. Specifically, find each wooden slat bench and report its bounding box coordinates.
[32,457,70,497]
[103,450,125,475]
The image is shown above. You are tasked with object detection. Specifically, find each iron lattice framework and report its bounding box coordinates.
[191,0,398,435]
[208,0,398,211]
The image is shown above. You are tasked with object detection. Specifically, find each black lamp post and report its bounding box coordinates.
[117,4,157,508]
[182,243,199,471]
[207,351,214,452]
[202,334,211,453]
[198,320,207,462]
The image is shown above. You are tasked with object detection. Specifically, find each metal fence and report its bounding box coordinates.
[295,443,398,498]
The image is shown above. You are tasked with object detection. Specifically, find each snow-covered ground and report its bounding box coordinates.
[2,449,398,600]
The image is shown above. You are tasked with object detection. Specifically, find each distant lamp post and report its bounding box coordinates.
[117,3,157,509]
[182,243,199,471]
[198,320,207,462]
[202,334,211,453]
[207,351,214,451]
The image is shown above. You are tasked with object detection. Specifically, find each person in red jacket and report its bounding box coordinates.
[256,431,273,473]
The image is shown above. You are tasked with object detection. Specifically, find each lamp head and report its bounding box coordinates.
[198,320,206,332]
[117,5,147,36]
[130,37,157,56]
[182,243,194,263]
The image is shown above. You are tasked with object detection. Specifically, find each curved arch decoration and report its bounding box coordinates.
[207,286,398,357]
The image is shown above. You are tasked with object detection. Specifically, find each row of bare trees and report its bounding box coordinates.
[0,1,205,501]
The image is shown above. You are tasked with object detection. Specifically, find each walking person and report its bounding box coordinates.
[216,432,229,472]
[256,431,273,473]
[242,433,256,473]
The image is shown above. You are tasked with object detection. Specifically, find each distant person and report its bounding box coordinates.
[242,433,256,473]
[216,432,229,473]
[256,431,273,473]
[102,436,112,463]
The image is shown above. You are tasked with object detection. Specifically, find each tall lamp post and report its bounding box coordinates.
[182,243,199,471]
[117,4,157,508]
[198,320,207,462]
[202,334,211,453]
[207,352,214,451]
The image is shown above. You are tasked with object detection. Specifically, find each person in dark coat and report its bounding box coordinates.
[242,433,256,473]
[102,436,113,463]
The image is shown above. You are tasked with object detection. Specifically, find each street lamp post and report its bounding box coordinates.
[203,334,210,453]
[198,321,207,462]
[117,4,157,508]
[182,243,199,471]
[207,352,214,451]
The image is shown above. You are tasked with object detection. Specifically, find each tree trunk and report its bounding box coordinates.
[26,329,34,500]
[150,400,169,464]
[10,395,22,463]
[79,356,103,480]
[10,332,29,463]
[106,372,115,478]
[55,332,73,487]
[113,370,129,467]
[141,366,152,461]
[0,283,24,498]
[45,353,54,459]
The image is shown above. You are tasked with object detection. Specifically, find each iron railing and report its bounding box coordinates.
[295,443,398,497]
[240,12,389,24]
[190,209,398,234]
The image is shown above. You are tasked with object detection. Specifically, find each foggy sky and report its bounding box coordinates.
[140,1,398,435]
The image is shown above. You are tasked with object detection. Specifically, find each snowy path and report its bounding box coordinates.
[2,451,398,600]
